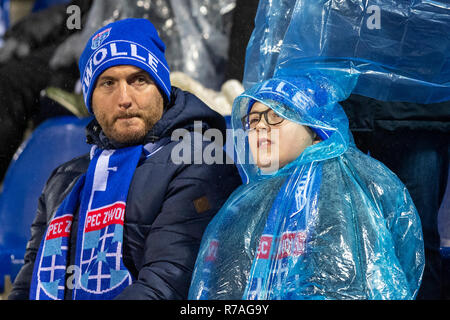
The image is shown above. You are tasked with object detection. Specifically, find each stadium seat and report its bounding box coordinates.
[0,116,92,294]
[0,0,9,48]
[31,0,71,12]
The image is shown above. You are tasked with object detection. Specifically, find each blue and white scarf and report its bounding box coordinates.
[190,161,322,300]
[243,161,322,300]
[30,139,168,300]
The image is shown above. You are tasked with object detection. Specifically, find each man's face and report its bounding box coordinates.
[92,65,164,144]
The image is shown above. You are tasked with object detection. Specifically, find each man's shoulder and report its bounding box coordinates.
[171,86,205,105]
[140,135,240,180]
[41,153,90,209]
[169,87,225,126]
[50,152,90,179]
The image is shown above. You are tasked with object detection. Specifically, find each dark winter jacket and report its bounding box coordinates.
[8,87,242,300]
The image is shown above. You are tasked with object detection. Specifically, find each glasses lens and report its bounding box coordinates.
[249,113,262,128]
[267,110,284,125]
[242,113,261,130]
[242,109,284,130]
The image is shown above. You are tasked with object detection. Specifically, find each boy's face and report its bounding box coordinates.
[92,65,164,145]
[248,102,319,172]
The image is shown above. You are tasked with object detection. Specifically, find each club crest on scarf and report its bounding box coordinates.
[75,200,131,298]
[30,175,85,300]
[73,148,133,299]
[30,139,169,300]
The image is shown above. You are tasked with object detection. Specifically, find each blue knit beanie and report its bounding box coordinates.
[78,18,171,114]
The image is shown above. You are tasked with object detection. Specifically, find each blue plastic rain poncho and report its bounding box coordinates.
[243,0,450,103]
[188,72,425,300]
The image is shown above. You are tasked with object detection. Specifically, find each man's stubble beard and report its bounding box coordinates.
[100,113,158,145]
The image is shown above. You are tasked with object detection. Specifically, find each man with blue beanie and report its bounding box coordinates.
[9,18,241,300]
[80,18,171,114]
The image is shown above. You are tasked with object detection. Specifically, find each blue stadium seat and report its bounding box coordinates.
[0,116,92,293]
[32,0,71,12]
[0,0,10,48]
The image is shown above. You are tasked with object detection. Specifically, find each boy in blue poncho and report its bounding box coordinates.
[188,72,425,300]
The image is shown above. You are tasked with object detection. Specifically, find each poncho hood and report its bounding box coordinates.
[231,71,356,182]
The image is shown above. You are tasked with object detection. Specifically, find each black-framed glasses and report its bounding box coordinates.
[241,108,285,130]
